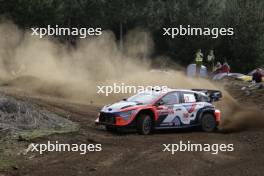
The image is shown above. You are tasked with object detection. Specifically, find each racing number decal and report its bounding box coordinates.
[179,93,198,124]
[178,105,190,124]
[183,94,196,103]
[160,104,198,126]
[187,104,196,113]
[184,96,190,103]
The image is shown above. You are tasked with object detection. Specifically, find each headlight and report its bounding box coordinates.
[118,110,136,120]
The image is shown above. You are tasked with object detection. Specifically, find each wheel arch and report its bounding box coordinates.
[197,107,216,123]
[136,108,156,122]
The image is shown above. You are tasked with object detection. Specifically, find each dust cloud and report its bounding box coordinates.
[218,93,264,132]
[0,22,263,131]
[0,22,216,103]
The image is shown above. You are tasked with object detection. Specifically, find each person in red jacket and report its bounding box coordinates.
[220,62,230,74]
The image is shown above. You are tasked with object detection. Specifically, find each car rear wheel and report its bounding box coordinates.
[201,113,216,132]
[137,114,153,135]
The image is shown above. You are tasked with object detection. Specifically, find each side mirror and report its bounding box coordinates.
[156,100,165,106]
[122,98,127,101]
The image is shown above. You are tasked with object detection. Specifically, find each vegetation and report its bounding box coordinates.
[0,0,264,72]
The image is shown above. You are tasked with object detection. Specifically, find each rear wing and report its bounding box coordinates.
[192,89,222,102]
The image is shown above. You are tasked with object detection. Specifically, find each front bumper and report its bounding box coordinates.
[95,112,137,127]
[95,112,117,125]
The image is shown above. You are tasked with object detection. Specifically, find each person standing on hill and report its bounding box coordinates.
[195,49,203,76]
[207,50,215,72]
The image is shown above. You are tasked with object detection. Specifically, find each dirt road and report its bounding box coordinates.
[1,85,264,176]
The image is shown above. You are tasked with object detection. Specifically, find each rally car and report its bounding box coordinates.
[95,88,222,135]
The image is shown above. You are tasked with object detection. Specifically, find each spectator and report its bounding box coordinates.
[207,50,215,72]
[215,62,222,71]
[221,62,230,74]
[252,68,263,83]
[195,49,203,76]
[242,68,263,95]
[212,62,222,75]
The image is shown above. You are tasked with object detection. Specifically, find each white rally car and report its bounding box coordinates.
[95,88,222,135]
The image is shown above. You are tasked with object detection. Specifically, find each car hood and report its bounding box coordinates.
[101,101,142,113]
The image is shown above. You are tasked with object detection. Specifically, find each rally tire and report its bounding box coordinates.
[201,113,216,132]
[137,114,153,135]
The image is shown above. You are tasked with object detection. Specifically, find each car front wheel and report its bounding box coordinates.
[137,114,153,135]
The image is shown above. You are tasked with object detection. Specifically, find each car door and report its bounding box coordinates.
[179,92,202,125]
[155,92,184,128]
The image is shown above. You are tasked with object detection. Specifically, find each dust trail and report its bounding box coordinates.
[218,93,264,132]
[0,22,263,131]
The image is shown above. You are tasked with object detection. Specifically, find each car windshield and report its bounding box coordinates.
[126,92,159,104]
